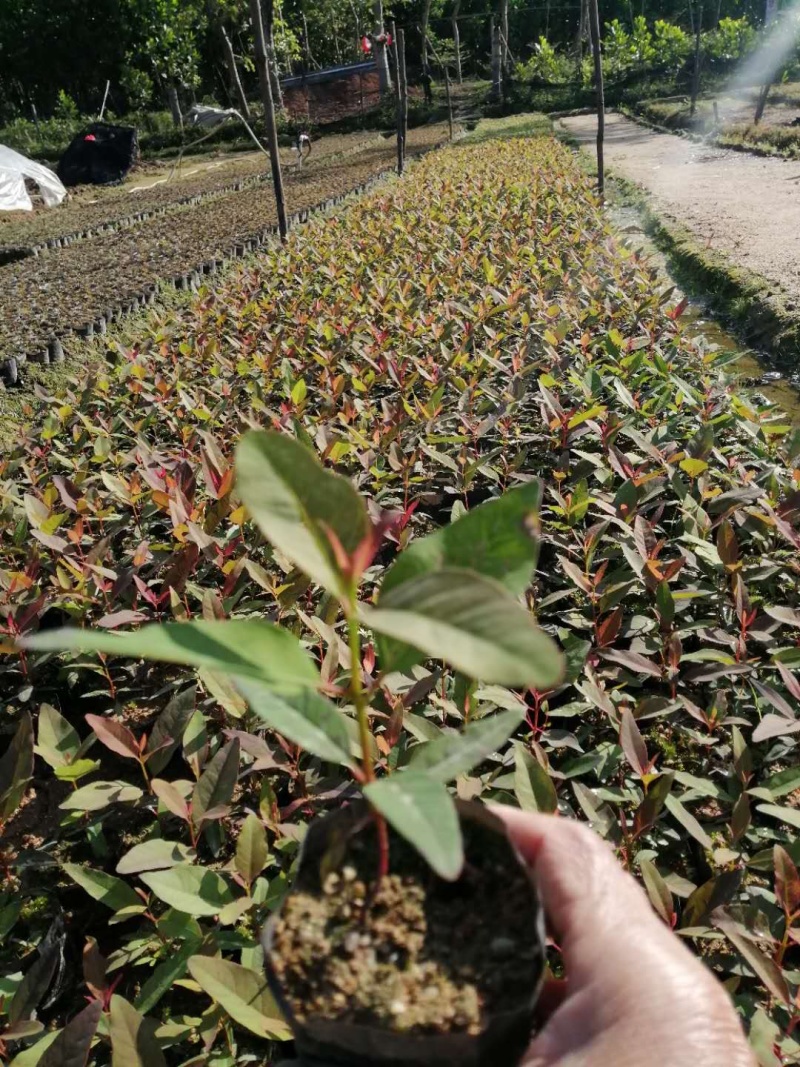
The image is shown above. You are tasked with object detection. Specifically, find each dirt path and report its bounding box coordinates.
[560,112,800,301]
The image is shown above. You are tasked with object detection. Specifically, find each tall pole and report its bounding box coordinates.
[398,29,408,163]
[690,0,702,117]
[250,0,288,239]
[392,23,404,174]
[587,0,605,195]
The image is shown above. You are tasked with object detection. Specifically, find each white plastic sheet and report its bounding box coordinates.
[0,144,66,212]
[186,104,238,129]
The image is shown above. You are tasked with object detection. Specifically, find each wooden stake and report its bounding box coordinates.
[249,0,288,239]
[690,1,702,117]
[392,23,403,175]
[398,29,408,163]
[587,0,605,195]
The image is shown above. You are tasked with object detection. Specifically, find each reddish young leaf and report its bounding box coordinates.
[716,520,739,570]
[151,779,191,822]
[85,715,140,761]
[633,772,674,838]
[596,607,622,648]
[82,937,108,1000]
[774,845,800,916]
[619,707,649,776]
[640,858,674,926]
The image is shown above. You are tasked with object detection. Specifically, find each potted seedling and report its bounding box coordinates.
[25,430,564,1066]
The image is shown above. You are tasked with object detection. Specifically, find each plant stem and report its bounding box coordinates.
[347,590,389,881]
[347,604,374,784]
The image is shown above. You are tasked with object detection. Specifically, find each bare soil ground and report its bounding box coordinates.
[560,111,800,301]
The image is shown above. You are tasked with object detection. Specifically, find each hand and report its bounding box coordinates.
[495,807,756,1067]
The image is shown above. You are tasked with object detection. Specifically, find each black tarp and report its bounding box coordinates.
[57,123,138,187]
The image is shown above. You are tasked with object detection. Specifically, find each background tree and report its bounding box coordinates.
[123,0,208,124]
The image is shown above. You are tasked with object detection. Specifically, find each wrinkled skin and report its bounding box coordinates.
[495,808,756,1067]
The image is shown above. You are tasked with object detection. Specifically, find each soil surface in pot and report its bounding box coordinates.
[269,815,540,1036]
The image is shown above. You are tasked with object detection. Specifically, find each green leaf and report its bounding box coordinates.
[712,914,791,1005]
[378,483,543,670]
[235,814,269,885]
[145,685,196,775]
[134,939,201,1015]
[37,1000,102,1067]
[23,619,319,690]
[514,743,558,813]
[53,759,99,782]
[187,956,290,1040]
[679,457,708,478]
[236,429,368,597]
[756,803,800,831]
[139,865,234,916]
[35,704,80,770]
[108,995,167,1067]
[62,863,144,915]
[116,839,195,875]
[0,713,34,821]
[369,568,563,688]
[664,795,712,849]
[59,781,143,812]
[192,738,240,825]
[10,933,62,1024]
[408,708,526,782]
[382,481,542,599]
[364,775,462,880]
[234,677,354,766]
[9,1030,61,1066]
[762,766,800,798]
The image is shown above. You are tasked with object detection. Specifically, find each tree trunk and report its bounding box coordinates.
[490,18,502,102]
[690,1,702,116]
[167,84,183,127]
[373,0,392,94]
[249,0,288,239]
[261,0,284,111]
[427,34,454,139]
[755,0,778,123]
[587,0,605,193]
[499,0,510,75]
[221,25,250,118]
[268,38,284,110]
[452,0,462,83]
[575,0,587,76]
[421,0,433,72]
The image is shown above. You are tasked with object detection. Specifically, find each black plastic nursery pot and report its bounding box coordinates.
[263,800,546,1067]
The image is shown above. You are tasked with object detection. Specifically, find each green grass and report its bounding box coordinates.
[631,92,800,159]
[462,112,552,143]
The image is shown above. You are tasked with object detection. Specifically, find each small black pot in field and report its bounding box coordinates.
[263,801,545,1067]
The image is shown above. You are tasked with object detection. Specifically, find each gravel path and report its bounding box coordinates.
[560,112,800,300]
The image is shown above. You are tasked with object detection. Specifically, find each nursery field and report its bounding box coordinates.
[0,125,446,373]
[0,132,384,261]
[1,126,799,1063]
